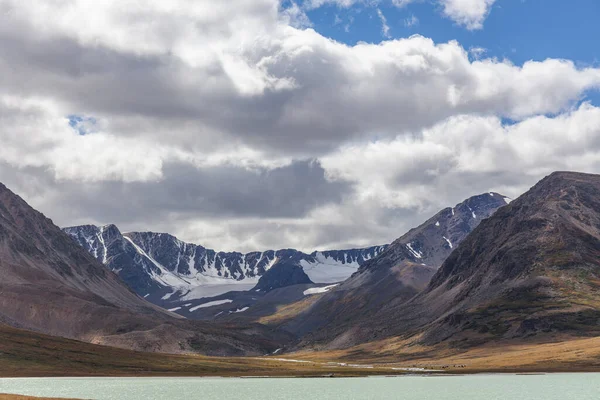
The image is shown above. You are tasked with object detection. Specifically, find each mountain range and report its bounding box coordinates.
[64,192,509,324]
[4,171,600,372]
[62,225,387,305]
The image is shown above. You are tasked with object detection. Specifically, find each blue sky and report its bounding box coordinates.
[299,0,600,106]
[305,1,599,64]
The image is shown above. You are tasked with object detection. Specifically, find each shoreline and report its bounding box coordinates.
[2,369,600,379]
[0,395,82,400]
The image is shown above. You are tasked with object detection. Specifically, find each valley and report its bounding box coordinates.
[2,172,600,377]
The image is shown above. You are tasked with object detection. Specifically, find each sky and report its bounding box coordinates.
[1,0,600,252]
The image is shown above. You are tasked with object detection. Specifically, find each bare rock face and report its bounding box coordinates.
[357,192,509,275]
[253,262,313,293]
[283,192,509,345]
[0,183,291,355]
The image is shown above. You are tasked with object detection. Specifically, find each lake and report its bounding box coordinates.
[1,374,599,400]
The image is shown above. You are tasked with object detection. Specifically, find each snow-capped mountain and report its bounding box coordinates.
[63,224,387,304]
[177,191,511,323]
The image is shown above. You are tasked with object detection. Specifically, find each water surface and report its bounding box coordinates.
[1,374,599,400]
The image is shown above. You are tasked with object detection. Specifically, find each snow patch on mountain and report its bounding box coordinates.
[406,243,423,259]
[304,284,339,296]
[467,205,477,219]
[189,299,233,311]
[443,236,453,249]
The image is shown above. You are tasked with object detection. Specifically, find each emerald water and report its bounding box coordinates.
[1,374,599,400]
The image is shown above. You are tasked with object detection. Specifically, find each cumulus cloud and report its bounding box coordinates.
[0,0,599,252]
[0,95,165,182]
[322,103,600,219]
[280,2,313,28]
[2,1,598,155]
[440,0,496,30]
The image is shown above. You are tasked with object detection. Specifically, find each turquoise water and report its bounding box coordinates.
[1,374,599,400]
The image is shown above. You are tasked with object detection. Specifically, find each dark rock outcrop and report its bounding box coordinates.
[253,263,313,292]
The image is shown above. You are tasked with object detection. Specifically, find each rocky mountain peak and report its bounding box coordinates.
[358,191,509,274]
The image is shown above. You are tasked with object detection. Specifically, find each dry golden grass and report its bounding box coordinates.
[257,294,323,325]
[4,319,600,377]
[422,336,600,372]
[291,334,600,373]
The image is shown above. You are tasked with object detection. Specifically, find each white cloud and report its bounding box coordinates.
[1,0,600,252]
[0,95,165,182]
[281,2,313,28]
[404,14,420,27]
[376,8,391,38]
[440,0,497,30]
[322,103,600,216]
[392,0,415,7]
[469,46,487,60]
[303,0,361,9]
[394,0,496,29]
[4,1,596,156]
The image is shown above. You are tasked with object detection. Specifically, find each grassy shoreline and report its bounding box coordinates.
[3,324,600,378]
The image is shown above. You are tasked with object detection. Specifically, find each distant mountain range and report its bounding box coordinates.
[64,192,509,322]
[62,224,387,304]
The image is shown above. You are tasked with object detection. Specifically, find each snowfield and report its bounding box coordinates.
[303,284,339,296]
[189,299,233,311]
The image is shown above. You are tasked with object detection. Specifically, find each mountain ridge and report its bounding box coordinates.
[63,224,387,304]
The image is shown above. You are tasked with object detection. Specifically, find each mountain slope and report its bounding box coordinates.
[407,171,600,346]
[282,192,509,346]
[0,183,168,335]
[63,225,387,304]
[0,183,290,355]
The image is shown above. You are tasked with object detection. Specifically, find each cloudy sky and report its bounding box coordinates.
[1,0,600,252]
